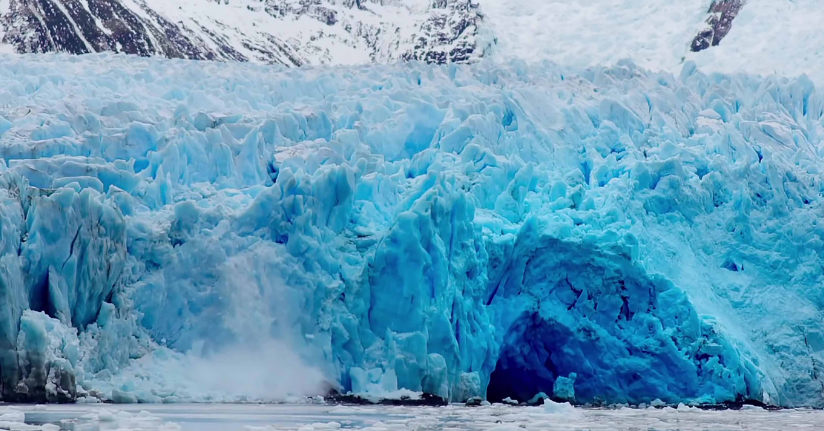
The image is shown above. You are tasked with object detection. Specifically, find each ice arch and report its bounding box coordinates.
[485,226,763,405]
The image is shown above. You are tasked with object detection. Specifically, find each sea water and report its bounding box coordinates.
[15,403,824,431]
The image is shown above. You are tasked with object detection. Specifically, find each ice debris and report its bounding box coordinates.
[0,53,822,406]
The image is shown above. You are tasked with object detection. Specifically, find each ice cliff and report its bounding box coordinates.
[0,54,823,407]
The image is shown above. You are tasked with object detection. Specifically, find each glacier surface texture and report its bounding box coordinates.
[0,54,823,407]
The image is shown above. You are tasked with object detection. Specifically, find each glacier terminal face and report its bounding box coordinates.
[0,54,823,407]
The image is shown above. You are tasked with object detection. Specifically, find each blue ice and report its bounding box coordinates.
[0,54,822,407]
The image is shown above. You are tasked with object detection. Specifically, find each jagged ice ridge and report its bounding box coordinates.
[0,53,823,407]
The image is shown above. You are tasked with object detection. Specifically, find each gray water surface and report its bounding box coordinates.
[13,402,824,431]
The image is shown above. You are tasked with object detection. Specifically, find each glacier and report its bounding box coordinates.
[0,53,823,407]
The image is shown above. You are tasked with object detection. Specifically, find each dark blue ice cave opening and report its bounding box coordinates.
[485,314,559,403]
[482,234,753,407]
[486,310,648,405]
[485,306,747,406]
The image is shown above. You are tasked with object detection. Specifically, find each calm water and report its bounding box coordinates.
[14,402,824,430]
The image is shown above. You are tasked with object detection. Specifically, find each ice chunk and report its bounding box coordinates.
[542,398,576,414]
[15,311,79,402]
[552,373,576,402]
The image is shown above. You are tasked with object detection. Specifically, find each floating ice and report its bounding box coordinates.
[0,53,822,407]
[7,403,824,431]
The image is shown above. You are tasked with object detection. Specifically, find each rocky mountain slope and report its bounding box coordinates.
[0,0,481,65]
[0,0,752,68]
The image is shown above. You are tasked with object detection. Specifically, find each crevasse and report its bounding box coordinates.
[0,54,823,407]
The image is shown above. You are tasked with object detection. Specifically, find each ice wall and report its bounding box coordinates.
[0,54,823,406]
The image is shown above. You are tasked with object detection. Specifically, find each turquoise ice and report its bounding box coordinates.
[0,54,822,407]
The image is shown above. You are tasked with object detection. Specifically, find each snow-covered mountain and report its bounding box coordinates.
[5,0,824,84]
[0,0,481,65]
[0,0,750,68]
[11,0,822,83]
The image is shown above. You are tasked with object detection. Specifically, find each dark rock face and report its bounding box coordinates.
[0,0,482,66]
[1,0,306,65]
[14,361,76,403]
[401,0,481,64]
[691,0,745,52]
[326,391,449,406]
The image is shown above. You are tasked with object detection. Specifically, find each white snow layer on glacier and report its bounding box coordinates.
[481,0,824,84]
[0,53,823,407]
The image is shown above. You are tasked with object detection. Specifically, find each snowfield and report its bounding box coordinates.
[478,0,710,73]
[687,0,824,81]
[480,0,824,83]
[1,52,823,407]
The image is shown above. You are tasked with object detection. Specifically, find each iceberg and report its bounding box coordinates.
[0,53,822,407]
